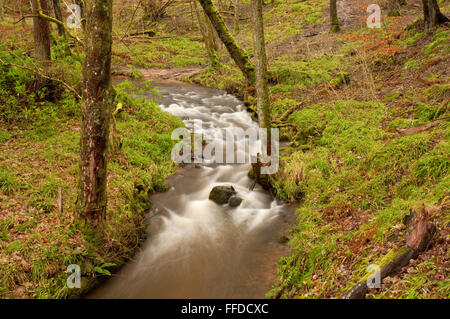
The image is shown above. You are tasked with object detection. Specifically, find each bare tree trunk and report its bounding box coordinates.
[198,0,255,85]
[31,0,51,89]
[250,0,271,191]
[422,0,448,31]
[31,0,51,64]
[193,0,218,67]
[251,0,271,131]
[330,0,340,32]
[77,0,114,223]
[52,0,65,37]
[233,0,240,34]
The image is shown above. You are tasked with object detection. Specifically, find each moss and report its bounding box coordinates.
[198,0,255,85]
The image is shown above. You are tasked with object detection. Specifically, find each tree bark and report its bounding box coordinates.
[31,0,51,64]
[77,0,114,223]
[52,0,65,37]
[422,0,448,31]
[251,0,271,131]
[233,0,240,34]
[330,0,340,32]
[194,0,219,68]
[198,0,255,85]
[251,0,271,191]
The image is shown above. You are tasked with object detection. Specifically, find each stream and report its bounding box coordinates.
[89,80,294,299]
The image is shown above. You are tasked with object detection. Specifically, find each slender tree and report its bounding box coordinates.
[330,0,340,32]
[31,0,51,64]
[422,0,448,31]
[52,0,65,37]
[251,0,271,132]
[77,0,114,223]
[193,0,218,68]
[233,0,240,34]
[250,0,271,191]
[198,0,255,85]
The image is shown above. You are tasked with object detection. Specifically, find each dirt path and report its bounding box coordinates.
[113,66,205,81]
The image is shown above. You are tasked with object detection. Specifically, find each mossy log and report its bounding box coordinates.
[342,205,436,299]
[128,29,156,37]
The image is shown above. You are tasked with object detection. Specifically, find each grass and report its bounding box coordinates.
[0,85,182,297]
[1,0,449,299]
[187,0,450,299]
[0,33,183,297]
[112,36,207,69]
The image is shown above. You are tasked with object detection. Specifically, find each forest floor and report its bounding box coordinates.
[0,25,184,297]
[0,0,449,298]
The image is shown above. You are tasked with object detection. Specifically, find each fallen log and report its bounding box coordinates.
[397,117,448,136]
[342,205,436,299]
[127,29,156,37]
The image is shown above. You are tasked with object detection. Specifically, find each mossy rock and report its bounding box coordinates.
[209,185,236,205]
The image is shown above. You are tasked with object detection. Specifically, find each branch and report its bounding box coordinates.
[0,54,82,99]
[16,0,83,46]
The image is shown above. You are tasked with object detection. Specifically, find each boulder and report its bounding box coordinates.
[229,196,243,207]
[209,185,236,205]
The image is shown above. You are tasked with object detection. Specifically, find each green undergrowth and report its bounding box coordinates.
[188,6,449,299]
[266,98,449,298]
[113,36,206,69]
[0,40,182,297]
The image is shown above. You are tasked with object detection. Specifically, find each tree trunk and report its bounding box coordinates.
[52,0,65,37]
[77,0,114,223]
[251,0,271,131]
[250,0,271,191]
[233,0,240,34]
[198,0,255,85]
[330,0,340,32]
[31,0,51,89]
[31,0,51,64]
[194,0,219,68]
[422,0,448,31]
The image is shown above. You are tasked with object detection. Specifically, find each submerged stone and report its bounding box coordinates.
[229,196,242,207]
[209,185,236,205]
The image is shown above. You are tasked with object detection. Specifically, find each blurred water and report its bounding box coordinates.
[90,81,293,299]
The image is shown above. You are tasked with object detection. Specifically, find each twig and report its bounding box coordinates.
[119,0,143,42]
[0,55,82,99]
[15,0,83,46]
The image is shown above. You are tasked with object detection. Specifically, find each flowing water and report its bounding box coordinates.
[90,80,294,299]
